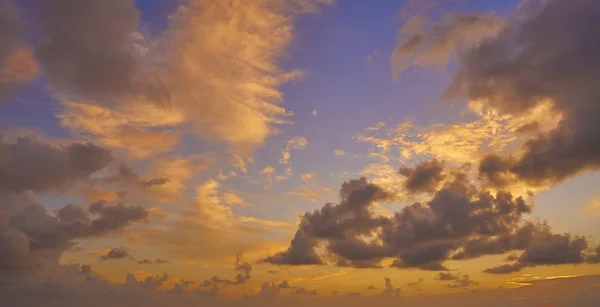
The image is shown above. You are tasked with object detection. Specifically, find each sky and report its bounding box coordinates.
[1,0,600,306]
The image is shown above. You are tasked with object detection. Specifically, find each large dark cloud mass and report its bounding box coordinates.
[265,171,599,271]
[0,193,148,272]
[441,0,600,187]
[262,178,392,266]
[0,134,112,193]
[35,0,141,100]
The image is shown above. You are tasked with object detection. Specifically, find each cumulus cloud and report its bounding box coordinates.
[441,0,600,187]
[100,247,133,261]
[0,132,112,193]
[0,193,148,272]
[398,159,445,194]
[484,227,593,274]
[265,165,599,271]
[262,177,392,266]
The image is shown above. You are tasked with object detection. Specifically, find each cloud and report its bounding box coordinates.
[435,272,459,281]
[435,272,478,289]
[382,277,401,297]
[262,177,392,266]
[57,101,183,159]
[49,0,331,159]
[155,258,170,264]
[3,264,600,306]
[169,278,194,294]
[0,0,38,102]
[198,251,252,288]
[398,159,445,194]
[294,287,318,296]
[443,0,600,187]
[334,149,360,160]
[0,132,113,193]
[260,166,276,176]
[300,173,315,182]
[100,247,133,261]
[484,229,592,274]
[35,0,150,101]
[405,278,424,291]
[138,258,152,264]
[279,137,308,164]
[126,272,169,290]
[391,11,502,76]
[265,165,599,271]
[0,193,148,272]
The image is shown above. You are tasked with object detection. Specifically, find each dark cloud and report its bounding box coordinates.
[168,278,194,294]
[264,170,599,272]
[87,200,149,236]
[446,274,478,289]
[35,0,140,101]
[79,264,92,275]
[405,278,424,291]
[435,272,459,281]
[155,258,170,264]
[140,177,170,187]
[0,193,148,272]
[262,177,391,266]
[484,263,523,274]
[126,272,169,289]
[199,251,252,288]
[391,11,502,76]
[435,272,478,289]
[587,246,600,264]
[137,258,152,264]
[251,282,279,298]
[366,285,376,290]
[382,277,401,297]
[398,159,445,194]
[485,231,591,274]
[105,164,170,188]
[443,0,600,186]
[278,280,290,289]
[100,247,132,261]
[0,134,112,193]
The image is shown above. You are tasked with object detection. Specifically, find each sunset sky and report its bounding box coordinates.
[1,0,600,306]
